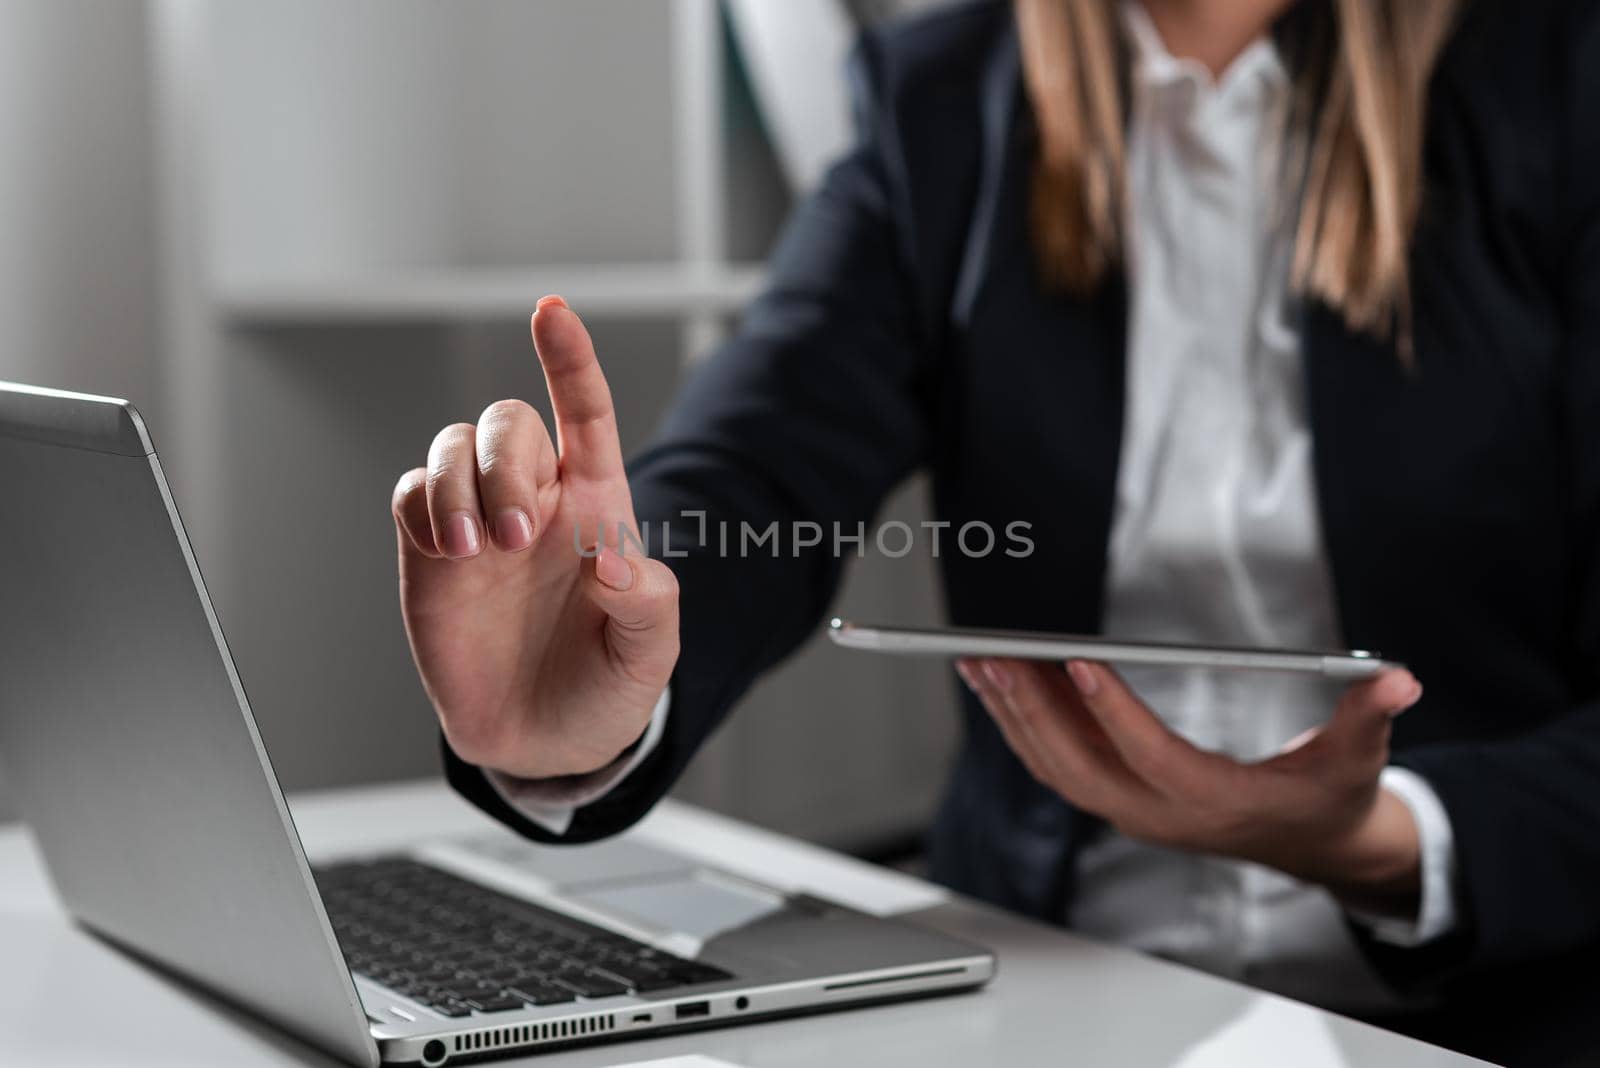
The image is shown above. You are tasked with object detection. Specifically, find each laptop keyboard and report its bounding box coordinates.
[315,857,733,1018]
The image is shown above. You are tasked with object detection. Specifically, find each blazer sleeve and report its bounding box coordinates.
[1366,22,1600,985]
[445,32,938,843]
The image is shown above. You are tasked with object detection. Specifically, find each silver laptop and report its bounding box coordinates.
[0,381,995,1067]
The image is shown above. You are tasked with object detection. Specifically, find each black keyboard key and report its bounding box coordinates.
[582,973,632,998]
[466,992,529,1013]
[425,999,473,1018]
[507,982,578,1006]
[590,956,661,980]
[549,970,630,999]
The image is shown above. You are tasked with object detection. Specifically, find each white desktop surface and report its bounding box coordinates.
[0,779,1491,1067]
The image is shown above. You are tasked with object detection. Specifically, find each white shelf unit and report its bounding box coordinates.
[217,263,765,325]
[186,0,760,356]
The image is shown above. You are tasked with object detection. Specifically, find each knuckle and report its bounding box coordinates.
[430,422,477,459]
[481,397,535,426]
[391,468,427,513]
[642,585,681,625]
[642,586,678,618]
[424,465,464,496]
[646,559,680,599]
[476,450,528,486]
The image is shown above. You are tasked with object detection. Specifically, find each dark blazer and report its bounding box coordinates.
[448,1,1600,1062]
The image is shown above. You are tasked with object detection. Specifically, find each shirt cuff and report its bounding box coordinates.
[1347,765,1459,947]
[482,686,671,837]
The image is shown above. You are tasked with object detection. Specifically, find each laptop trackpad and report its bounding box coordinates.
[570,870,785,943]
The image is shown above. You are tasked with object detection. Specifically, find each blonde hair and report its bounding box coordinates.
[1016,0,1459,353]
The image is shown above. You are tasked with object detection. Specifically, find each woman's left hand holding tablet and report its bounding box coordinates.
[957,658,1425,915]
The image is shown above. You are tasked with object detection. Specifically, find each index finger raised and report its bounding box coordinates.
[530,295,626,483]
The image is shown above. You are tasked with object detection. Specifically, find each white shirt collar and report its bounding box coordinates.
[1120,0,1288,97]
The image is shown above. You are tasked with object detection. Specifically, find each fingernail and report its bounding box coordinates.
[981,660,1012,693]
[536,294,568,311]
[956,660,978,690]
[595,549,634,591]
[1067,660,1098,696]
[442,513,482,558]
[492,508,533,551]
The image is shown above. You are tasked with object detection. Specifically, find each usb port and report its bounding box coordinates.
[675,1001,710,1020]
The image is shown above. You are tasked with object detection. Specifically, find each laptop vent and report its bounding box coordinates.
[452,1012,616,1054]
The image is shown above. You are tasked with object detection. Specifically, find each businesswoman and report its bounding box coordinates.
[390,1,1600,1061]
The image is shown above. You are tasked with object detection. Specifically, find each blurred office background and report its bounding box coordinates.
[0,0,960,858]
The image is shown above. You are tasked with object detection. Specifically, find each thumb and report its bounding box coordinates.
[588,549,680,673]
[1324,668,1423,753]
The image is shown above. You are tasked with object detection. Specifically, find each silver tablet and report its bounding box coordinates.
[826,619,1403,680]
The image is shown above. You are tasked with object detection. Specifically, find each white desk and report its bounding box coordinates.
[0,779,1490,1067]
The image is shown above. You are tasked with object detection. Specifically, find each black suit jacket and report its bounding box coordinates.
[448,2,1600,1061]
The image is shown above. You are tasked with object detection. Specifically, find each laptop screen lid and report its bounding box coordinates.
[0,382,378,1068]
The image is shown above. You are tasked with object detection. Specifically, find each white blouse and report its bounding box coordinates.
[490,0,1459,1015]
[1069,3,1453,1012]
